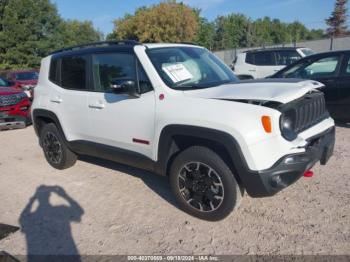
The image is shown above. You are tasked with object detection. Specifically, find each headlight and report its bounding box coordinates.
[280,109,297,141]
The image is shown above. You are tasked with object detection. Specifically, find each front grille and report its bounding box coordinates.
[282,91,329,134]
[0,94,26,107]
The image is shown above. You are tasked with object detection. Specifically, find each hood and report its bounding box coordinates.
[183,79,324,104]
[15,79,38,86]
[0,86,23,95]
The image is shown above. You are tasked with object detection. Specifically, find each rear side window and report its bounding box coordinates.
[245,51,275,66]
[254,51,275,66]
[275,50,301,66]
[61,56,88,90]
[49,58,59,84]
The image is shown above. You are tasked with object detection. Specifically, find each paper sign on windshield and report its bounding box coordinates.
[162,64,193,83]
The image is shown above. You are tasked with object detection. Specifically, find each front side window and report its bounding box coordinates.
[92,53,153,94]
[282,55,341,78]
[275,50,301,66]
[147,47,237,90]
[61,56,88,90]
[92,53,136,92]
[300,48,315,57]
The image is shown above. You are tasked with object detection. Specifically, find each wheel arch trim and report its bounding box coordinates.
[155,125,252,179]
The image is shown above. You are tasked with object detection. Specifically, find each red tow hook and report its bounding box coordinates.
[304,170,314,178]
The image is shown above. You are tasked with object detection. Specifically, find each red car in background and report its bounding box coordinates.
[0,77,31,130]
[6,69,39,98]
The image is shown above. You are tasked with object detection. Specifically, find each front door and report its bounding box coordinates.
[86,51,156,159]
[335,54,350,121]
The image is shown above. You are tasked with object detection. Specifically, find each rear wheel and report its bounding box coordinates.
[169,146,242,221]
[40,123,77,170]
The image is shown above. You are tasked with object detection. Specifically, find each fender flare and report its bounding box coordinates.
[155,125,252,180]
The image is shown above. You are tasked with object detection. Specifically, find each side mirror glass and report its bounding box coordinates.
[109,79,140,98]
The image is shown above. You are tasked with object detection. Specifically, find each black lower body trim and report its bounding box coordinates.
[69,140,156,173]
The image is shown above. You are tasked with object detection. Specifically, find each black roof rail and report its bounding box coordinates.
[50,40,141,55]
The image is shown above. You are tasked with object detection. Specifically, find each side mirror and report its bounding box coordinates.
[110,79,140,98]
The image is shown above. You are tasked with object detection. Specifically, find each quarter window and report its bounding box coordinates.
[49,58,59,84]
[61,56,88,90]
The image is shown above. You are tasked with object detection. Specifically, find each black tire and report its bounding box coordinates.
[40,123,77,170]
[169,146,243,221]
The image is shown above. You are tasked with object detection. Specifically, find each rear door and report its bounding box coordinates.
[335,53,350,121]
[48,55,91,142]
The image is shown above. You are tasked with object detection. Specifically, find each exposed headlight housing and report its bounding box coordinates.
[280,109,297,141]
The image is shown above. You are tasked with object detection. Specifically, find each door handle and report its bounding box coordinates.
[88,103,105,109]
[249,69,256,72]
[50,97,62,104]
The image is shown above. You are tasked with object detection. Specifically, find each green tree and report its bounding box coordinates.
[288,21,309,44]
[213,14,250,50]
[307,29,325,40]
[195,17,215,49]
[326,0,348,37]
[113,1,199,43]
[0,0,102,70]
[54,20,103,47]
[0,0,62,69]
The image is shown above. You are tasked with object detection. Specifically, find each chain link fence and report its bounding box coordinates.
[214,36,350,65]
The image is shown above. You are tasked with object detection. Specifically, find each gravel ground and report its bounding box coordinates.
[0,126,349,256]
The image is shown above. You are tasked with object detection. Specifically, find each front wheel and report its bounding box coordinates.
[169,146,243,221]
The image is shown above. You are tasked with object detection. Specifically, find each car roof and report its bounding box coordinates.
[244,47,306,53]
[280,49,350,62]
[50,40,203,58]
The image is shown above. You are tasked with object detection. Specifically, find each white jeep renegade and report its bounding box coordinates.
[32,41,335,221]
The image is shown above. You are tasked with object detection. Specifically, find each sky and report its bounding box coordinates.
[53,0,350,35]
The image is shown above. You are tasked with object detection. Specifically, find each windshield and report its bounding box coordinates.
[15,71,38,81]
[147,47,238,90]
[0,77,10,87]
[300,48,315,57]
